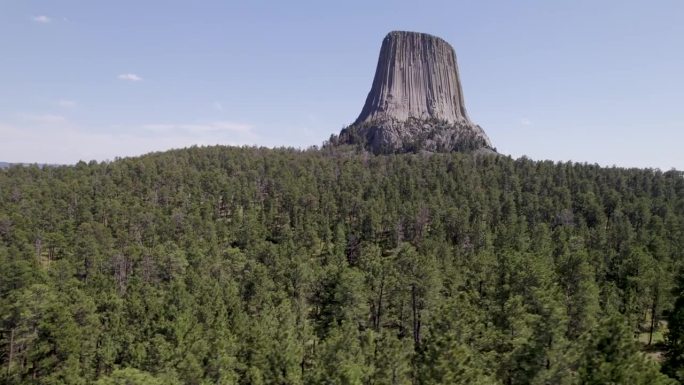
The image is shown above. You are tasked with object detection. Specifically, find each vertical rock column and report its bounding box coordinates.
[355,31,473,125]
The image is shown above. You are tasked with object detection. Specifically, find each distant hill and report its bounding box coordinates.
[0,161,60,169]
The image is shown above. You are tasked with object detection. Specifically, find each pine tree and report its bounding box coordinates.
[578,316,674,385]
[664,271,684,381]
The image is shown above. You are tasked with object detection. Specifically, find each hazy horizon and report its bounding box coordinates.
[2,0,683,170]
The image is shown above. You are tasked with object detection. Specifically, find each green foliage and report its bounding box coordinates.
[0,147,682,384]
[578,316,675,385]
[664,271,684,381]
[94,368,176,385]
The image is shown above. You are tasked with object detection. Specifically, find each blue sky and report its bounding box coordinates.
[1,0,683,169]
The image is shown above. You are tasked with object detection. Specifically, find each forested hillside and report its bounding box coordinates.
[1,146,683,384]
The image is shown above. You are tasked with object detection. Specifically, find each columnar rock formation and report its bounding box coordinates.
[336,31,494,154]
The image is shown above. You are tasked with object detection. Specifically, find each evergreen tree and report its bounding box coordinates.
[578,316,674,385]
[664,270,684,381]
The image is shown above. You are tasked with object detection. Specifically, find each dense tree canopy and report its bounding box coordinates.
[0,145,682,384]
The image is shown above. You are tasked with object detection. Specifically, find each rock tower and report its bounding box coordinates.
[336,31,493,154]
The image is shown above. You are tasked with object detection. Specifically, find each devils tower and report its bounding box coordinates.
[335,31,494,154]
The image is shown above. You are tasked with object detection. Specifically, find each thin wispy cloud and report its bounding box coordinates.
[57,99,77,108]
[212,101,224,111]
[32,15,51,23]
[118,73,143,82]
[23,114,68,124]
[521,118,532,126]
[0,118,259,164]
[143,121,254,134]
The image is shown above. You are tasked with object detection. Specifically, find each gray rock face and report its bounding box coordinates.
[337,31,494,154]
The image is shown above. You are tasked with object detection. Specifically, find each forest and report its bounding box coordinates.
[1,145,684,384]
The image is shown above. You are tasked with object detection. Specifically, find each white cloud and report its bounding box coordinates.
[118,73,143,82]
[23,114,68,124]
[212,101,224,111]
[32,15,51,23]
[57,99,77,108]
[521,118,532,126]
[142,121,253,134]
[0,118,259,164]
